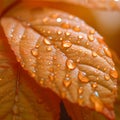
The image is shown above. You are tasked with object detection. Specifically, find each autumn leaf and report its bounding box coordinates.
[1,5,118,119]
[0,26,60,120]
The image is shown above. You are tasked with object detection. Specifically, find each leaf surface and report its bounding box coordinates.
[0,26,60,120]
[1,6,118,119]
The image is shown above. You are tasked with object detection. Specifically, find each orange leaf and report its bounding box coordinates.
[1,6,118,119]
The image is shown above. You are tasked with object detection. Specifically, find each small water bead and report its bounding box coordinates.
[43,38,51,45]
[94,91,99,97]
[56,17,62,23]
[89,29,95,34]
[31,48,38,57]
[57,30,62,35]
[110,69,118,79]
[91,82,98,89]
[59,37,63,41]
[65,32,71,36]
[78,87,83,94]
[78,35,83,40]
[39,78,45,85]
[76,58,80,63]
[63,77,72,88]
[47,46,52,52]
[88,34,94,42]
[78,95,84,105]
[62,40,72,48]
[90,94,103,112]
[66,59,76,70]
[104,74,110,80]
[49,73,55,81]
[42,17,48,23]
[73,26,80,32]
[61,23,70,29]
[47,30,51,34]
[104,47,112,58]
[78,72,89,83]
[35,44,40,48]
[92,52,98,57]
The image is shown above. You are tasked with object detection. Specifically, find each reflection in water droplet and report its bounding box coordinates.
[89,29,95,34]
[42,17,48,23]
[78,72,89,83]
[49,73,54,81]
[44,38,51,45]
[47,46,52,52]
[56,17,62,23]
[92,52,97,57]
[66,59,76,70]
[110,69,118,79]
[104,47,112,58]
[73,26,80,32]
[31,49,38,57]
[57,30,62,35]
[78,96,83,105]
[104,74,110,80]
[62,40,72,48]
[78,87,83,94]
[88,34,94,42]
[39,78,45,85]
[61,23,70,29]
[90,94,103,112]
[78,35,83,40]
[91,82,97,88]
[65,32,71,36]
[63,77,72,88]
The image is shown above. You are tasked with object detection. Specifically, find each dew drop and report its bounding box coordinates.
[62,40,72,48]
[59,37,63,41]
[90,94,103,112]
[88,34,94,42]
[110,69,118,79]
[104,47,112,58]
[78,35,83,40]
[63,77,71,88]
[47,46,52,52]
[65,32,71,36]
[39,78,45,85]
[10,34,13,38]
[42,17,48,23]
[66,59,76,70]
[78,96,84,105]
[73,26,80,32]
[104,74,110,80]
[44,38,51,45]
[76,58,80,63]
[61,23,70,29]
[47,30,51,34]
[53,56,57,60]
[31,72,36,78]
[92,52,98,57]
[31,48,38,57]
[78,72,89,83]
[78,87,83,94]
[49,73,54,81]
[57,30,62,35]
[89,29,95,34]
[56,17,62,23]
[91,82,97,88]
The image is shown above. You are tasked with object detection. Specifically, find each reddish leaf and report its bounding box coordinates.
[1,6,118,119]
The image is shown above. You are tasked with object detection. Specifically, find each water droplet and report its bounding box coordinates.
[92,52,97,57]
[91,82,97,88]
[42,17,48,23]
[56,17,62,23]
[90,94,103,112]
[65,32,71,36]
[88,34,94,42]
[96,77,99,80]
[110,69,118,79]
[63,77,71,88]
[78,96,84,105]
[78,87,83,94]
[57,30,62,35]
[12,105,19,115]
[44,38,51,45]
[66,59,76,70]
[104,47,112,58]
[76,58,80,63]
[73,26,80,32]
[104,74,110,80]
[78,72,89,83]
[47,46,52,51]
[35,43,40,48]
[69,15,74,19]
[62,40,72,48]
[39,78,45,85]
[31,48,38,57]
[78,35,83,40]
[49,73,54,81]
[53,56,57,60]
[10,34,13,38]
[89,29,95,34]
[61,23,70,29]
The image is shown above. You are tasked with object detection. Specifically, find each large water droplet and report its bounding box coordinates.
[57,30,62,35]
[89,29,95,34]
[63,77,72,88]
[62,40,72,48]
[90,94,103,112]
[31,49,38,57]
[65,32,71,36]
[66,59,76,70]
[78,35,83,40]
[42,17,48,23]
[110,69,118,79]
[104,47,112,58]
[47,46,52,52]
[78,72,89,83]
[44,38,51,45]
[88,34,94,42]
[73,26,80,32]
